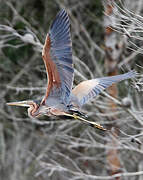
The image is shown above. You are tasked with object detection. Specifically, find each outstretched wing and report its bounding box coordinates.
[42,9,74,105]
[72,71,136,106]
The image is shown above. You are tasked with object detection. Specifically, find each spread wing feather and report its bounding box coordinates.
[72,71,136,106]
[42,9,74,105]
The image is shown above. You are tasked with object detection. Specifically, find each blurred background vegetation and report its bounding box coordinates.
[0,0,143,180]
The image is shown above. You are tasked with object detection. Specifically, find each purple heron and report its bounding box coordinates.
[7,9,136,130]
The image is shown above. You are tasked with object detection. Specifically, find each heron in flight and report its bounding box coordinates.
[7,9,136,130]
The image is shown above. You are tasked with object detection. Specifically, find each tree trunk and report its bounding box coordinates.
[103,1,122,179]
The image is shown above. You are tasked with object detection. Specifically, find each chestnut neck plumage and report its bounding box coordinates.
[28,102,40,117]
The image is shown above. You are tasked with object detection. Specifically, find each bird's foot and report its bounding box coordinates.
[72,113,106,131]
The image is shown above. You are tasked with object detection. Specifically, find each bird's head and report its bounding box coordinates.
[6,100,42,118]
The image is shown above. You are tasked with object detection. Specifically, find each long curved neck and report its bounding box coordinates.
[28,103,39,117]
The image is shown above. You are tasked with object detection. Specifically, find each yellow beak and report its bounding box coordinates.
[6,101,32,107]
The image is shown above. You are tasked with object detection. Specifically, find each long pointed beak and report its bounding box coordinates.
[6,101,31,107]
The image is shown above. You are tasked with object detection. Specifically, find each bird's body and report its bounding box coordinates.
[7,9,136,130]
